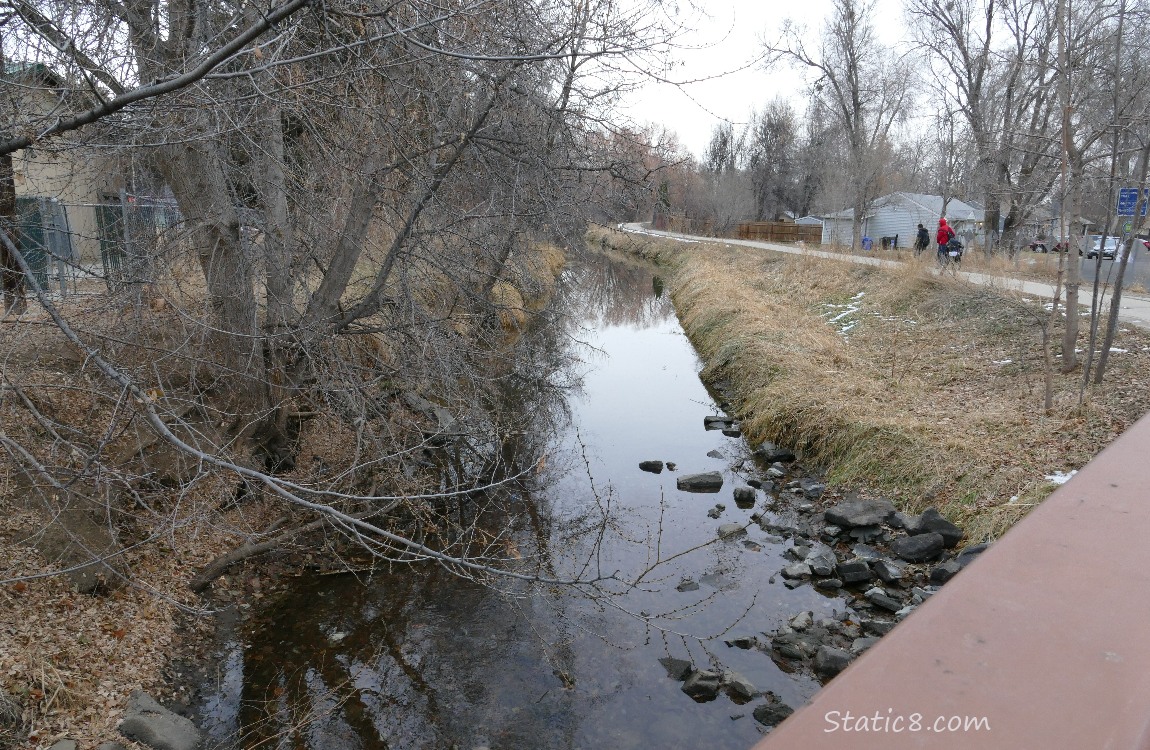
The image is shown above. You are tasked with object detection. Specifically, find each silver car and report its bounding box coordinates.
[1086,235,1121,260]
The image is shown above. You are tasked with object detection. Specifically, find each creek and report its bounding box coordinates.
[195,250,846,749]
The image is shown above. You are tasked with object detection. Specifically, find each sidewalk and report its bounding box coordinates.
[619,223,1150,331]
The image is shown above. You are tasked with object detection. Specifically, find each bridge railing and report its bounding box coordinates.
[753,411,1150,749]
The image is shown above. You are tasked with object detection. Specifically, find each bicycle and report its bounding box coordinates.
[937,239,964,271]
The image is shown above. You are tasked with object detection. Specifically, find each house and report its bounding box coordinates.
[5,63,125,279]
[820,192,985,249]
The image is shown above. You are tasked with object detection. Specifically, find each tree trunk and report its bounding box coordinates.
[257,107,298,470]
[1095,139,1150,383]
[157,138,267,435]
[1057,0,1080,372]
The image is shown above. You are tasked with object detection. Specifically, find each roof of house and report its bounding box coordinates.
[822,192,985,222]
[4,62,64,87]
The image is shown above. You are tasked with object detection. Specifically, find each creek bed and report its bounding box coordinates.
[195,251,843,749]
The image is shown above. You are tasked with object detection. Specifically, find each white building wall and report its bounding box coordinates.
[866,203,922,248]
[821,216,855,246]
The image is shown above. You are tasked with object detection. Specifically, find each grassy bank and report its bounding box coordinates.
[590,225,1150,541]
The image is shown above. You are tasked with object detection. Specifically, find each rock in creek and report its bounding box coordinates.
[864,587,903,613]
[681,669,723,701]
[823,498,896,528]
[851,637,881,655]
[726,635,759,649]
[805,545,837,577]
[119,691,204,750]
[917,508,964,548]
[930,559,963,584]
[717,523,746,539]
[890,532,945,562]
[704,416,735,431]
[789,611,814,631]
[799,478,826,498]
[723,671,759,702]
[862,619,896,636]
[785,545,811,561]
[835,558,873,584]
[638,460,664,474]
[781,563,812,579]
[871,559,906,584]
[733,487,757,506]
[813,646,852,678]
[752,695,795,727]
[754,441,797,463]
[677,471,724,492]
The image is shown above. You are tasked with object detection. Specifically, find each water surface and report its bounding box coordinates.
[199,251,840,749]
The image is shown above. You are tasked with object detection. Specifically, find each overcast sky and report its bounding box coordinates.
[622,0,910,159]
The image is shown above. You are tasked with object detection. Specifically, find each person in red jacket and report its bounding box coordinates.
[936,217,956,261]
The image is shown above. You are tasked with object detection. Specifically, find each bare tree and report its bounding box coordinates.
[770,0,911,250]
[745,98,801,220]
[1054,0,1131,370]
[0,0,686,600]
[908,0,1061,250]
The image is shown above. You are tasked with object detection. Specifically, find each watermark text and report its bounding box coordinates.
[824,709,990,733]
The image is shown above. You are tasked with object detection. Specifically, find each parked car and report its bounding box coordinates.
[1086,235,1121,260]
[1031,240,1077,254]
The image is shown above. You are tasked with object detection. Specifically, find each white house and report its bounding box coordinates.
[820,192,985,249]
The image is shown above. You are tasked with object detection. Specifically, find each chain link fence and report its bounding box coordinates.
[13,192,181,296]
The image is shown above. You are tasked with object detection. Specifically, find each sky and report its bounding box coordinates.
[622,0,909,160]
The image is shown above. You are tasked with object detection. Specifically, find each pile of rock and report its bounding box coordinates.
[761,495,985,601]
[662,645,801,732]
[745,496,987,725]
[651,421,988,730]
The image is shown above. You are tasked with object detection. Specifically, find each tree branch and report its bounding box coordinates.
[0,0,313,156]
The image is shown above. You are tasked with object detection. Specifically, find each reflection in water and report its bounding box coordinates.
[199,250,834,750]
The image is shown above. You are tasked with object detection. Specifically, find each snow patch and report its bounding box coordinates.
[1045,470,1078,485]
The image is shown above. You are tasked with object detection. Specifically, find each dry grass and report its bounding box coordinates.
[0,237,572,749]
[590,225,1150,542]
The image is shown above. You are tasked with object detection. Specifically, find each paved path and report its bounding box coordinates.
[619,223,1150,331]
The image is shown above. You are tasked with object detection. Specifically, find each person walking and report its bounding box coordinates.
[936,217,956,263]
[914,223,930,256]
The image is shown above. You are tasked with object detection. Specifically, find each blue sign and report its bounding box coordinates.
[1117,187,1149,216]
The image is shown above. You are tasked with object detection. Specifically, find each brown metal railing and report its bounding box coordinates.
[752,411,1150,749]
